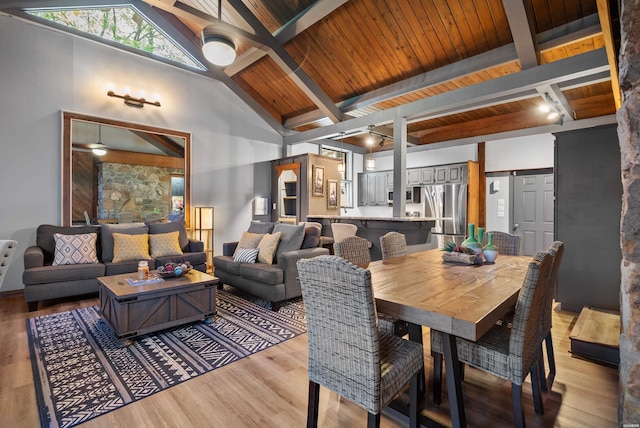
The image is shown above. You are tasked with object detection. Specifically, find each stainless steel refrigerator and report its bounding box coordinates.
[423,183,468,248]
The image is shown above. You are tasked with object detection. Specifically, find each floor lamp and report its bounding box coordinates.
[194,207,214,272]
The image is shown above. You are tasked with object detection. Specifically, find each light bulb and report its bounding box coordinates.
[547,111,559,120]
[539,104,550,113]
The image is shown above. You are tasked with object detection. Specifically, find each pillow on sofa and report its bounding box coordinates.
[102,223,149,262]
[272,223,305,258]
[52,233,99,265]
[301,226,321,249]
[233,231,264,256]
[146,220,189,252]
[233,248,259,263]
[257,232,281,264]
[112,233,151,263]
[248,221,276,234]
[149,231,183,258]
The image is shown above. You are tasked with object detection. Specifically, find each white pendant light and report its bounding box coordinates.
[366,126,375,171]
[201,0,236,67]
[92,125,107,156]
[337,132,345,175]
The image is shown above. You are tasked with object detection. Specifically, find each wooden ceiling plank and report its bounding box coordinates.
[502,0,539,69]
[596,0,621,109]
[225,0,343,123]
[285,43,518,128]
[283,48,610,145]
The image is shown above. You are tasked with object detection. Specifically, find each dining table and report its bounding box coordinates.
[368,249,532,428]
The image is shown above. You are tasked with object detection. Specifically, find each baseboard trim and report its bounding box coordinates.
[0,289,24,299]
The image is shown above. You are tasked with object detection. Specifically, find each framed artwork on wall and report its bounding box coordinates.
[327,179,338,209]
[312,165,324,196]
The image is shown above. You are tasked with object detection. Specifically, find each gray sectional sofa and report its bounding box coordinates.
[23,221,206,311]
[213,222,328,311]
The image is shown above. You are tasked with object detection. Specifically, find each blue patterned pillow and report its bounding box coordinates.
[233,248,259,263]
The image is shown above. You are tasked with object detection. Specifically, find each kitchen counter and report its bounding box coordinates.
[307,215,436,261]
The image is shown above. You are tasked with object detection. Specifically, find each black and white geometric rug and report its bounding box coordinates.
[26,289,306,428]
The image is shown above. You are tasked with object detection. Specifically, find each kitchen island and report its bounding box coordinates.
[307,215,437,261]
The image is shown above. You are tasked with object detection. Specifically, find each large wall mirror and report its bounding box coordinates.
[62,112,191,227]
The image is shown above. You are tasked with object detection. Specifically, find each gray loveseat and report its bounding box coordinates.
[213,222,328,311]
[23,221,206,311]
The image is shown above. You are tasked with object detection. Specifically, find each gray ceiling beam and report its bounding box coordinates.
[407,114,617,152]
[0,0,130,7]
[284,15,600,130]
[226,0,348,76]
[225,0,343,124]
[283,48,609,145]
[501,0,538,69]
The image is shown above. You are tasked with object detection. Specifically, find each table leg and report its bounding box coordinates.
[408,323,425,395]
[441,332,466,428]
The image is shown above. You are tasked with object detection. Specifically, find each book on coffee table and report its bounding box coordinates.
[125,275,164,286]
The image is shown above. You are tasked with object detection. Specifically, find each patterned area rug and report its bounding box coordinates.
[27,288,306,428]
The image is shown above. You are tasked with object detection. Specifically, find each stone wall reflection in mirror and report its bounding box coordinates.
[62,112,191,226]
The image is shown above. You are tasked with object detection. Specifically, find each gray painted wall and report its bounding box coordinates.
[555,124,622,312]
[0,15,282,292]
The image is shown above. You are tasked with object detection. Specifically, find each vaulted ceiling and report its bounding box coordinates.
[2,0,620,153]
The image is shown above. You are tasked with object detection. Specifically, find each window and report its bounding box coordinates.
[27,6,204,70]
[321,147,348,179]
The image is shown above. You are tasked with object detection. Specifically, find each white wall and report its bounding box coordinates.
[0,16,282,292]
[485,134,554,171]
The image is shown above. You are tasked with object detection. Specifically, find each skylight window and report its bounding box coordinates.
[27,6,204,70]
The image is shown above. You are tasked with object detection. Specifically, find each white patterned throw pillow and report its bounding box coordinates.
[52,233,99,265]
[233,248,259,263]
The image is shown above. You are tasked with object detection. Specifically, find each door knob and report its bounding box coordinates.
[513,224,519,231]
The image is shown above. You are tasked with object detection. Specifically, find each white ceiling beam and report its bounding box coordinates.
[283,48,609,145]
[225,0,343,124]
[501,0,538,69]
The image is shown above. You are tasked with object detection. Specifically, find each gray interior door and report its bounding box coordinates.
[513,173,554,256]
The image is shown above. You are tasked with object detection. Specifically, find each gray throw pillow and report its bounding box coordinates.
[272,223,305,257]
[301,226,321,249]
[248,221,276,234]
[146,220,189,251]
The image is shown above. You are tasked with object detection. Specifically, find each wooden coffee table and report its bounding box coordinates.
[98,269,218,346]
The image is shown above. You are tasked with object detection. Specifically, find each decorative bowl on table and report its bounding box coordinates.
[157,261,192,278]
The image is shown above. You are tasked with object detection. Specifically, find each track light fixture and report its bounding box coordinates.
[538,93,564,125]
[201,0,236,67]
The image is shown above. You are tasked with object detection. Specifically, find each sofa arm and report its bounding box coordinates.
[24,246,44,269]
[278,247,329,286]
[223,241,239,257]
[187,238,204,252]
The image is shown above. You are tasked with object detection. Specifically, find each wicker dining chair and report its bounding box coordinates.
[538,241,564,392]
[431,251,554,427]
[380,231,408,259]
[0,240,17,289]
[333,236,371,268]
[297,255,423,428]
[333,236,407,337]
[483,231,521,256]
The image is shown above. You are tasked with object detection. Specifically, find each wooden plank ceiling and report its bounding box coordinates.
[7,0,619,152]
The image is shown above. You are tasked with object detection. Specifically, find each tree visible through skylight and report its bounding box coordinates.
[28,6,203,70]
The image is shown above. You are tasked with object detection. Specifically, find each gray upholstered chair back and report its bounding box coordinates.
[297,255,381,412]
[0,240,17,288]
[483,231,521,255]
[508,251,553,383]
[330,223,357,243]
[379,231,408,260]
[542,241,564,335]
[333,236,371,268]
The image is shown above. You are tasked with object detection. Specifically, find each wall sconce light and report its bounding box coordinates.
[194,207,214,272]
[107,90,161,108]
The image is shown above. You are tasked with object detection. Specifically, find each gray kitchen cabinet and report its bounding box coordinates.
[421,167,434,184]
[407,169,422,185]
[386,171,394,189]
[358,172,388,206]
[434,164,464,184]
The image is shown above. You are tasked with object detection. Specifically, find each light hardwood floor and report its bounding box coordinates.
[0,293,619,427]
